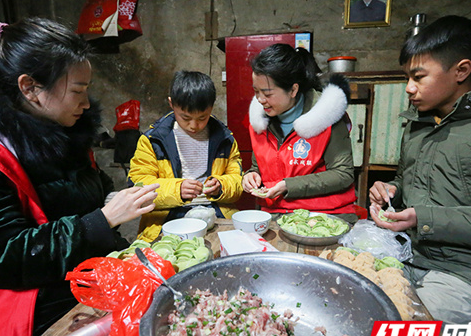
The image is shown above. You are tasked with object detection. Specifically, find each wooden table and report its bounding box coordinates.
[44,218,432,335]
[205,218,339,257]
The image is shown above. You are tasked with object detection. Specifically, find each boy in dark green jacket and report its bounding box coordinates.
[369,15,471,323]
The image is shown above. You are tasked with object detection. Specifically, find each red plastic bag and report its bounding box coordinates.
[66,248,175,336]
[113,99,140,132]
[77,0,142,42]
[116,0,143,35]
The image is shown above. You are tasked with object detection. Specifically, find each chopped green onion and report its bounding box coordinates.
[212,271,218,277]
[252,274,259,279]
[231,302,241,309]
[241,306,258,314]
[283,321,291,331]
[296,302,302,308]
[187,322,198,329]
[224,308,233,314]
[202,320,209,325]
[271,313,280,320]
[185,294,196,307]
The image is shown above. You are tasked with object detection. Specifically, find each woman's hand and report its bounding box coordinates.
[101,183,159,228]
[369,181,396,208]
[203,178,221,197]
[264,180,287,199]
[369,204,417,232]
[181,179,203,200]
[242,172,262,193]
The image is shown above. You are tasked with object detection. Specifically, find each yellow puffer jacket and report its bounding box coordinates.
[128,112,243,240]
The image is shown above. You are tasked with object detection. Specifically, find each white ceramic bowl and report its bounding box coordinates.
[231,210,271,235]
[162,218,207,240]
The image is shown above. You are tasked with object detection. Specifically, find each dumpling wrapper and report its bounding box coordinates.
[379,209,397,222]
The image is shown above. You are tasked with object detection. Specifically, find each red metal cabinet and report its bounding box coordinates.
[225,33,312,209]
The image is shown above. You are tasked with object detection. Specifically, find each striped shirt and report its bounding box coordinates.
[173,122,210,205]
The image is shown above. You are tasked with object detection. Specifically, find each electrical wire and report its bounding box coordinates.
[208,0,215,76]
[229,0,237,36]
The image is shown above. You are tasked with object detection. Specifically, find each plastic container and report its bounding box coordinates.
[67,314,112,336]
[327,56,357,73]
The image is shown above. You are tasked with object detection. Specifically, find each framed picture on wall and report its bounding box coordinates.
[344,0,391,28]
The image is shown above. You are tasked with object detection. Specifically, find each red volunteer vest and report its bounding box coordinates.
[249,126,356,214]
[0,145,48,336]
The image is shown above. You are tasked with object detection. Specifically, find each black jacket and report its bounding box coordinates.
[0,96,128,334]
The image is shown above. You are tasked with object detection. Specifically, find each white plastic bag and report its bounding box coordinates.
[184,206,216,230]
[338,220,413,262]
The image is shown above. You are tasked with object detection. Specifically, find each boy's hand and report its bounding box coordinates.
[242,172,262,193]
[370,204,417,232]
[369,181,396,208]
[181,179,203,200]
[203,178,221,197]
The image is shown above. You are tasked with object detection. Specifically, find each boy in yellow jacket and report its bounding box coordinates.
[128,71,243,241]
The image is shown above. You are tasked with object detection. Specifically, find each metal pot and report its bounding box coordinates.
[140,252,400,336]
[328,56,357,73]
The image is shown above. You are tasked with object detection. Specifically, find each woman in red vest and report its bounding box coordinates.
[242,43,357,223]
[0,18,158,335]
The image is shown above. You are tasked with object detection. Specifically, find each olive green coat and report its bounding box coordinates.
[390,92,471,284]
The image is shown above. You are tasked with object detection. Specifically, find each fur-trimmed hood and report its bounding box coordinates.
[249,74,350,139]
[0,95,102,166]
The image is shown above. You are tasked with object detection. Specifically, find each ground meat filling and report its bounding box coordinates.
[167,287,296,335]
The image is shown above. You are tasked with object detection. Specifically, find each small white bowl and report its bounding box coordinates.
[232,210,271,235]
[162,218,207,240]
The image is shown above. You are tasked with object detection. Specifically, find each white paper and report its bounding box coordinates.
[218,230,278,257]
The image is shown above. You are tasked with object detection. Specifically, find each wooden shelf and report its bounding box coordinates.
[346,71,407,208]
[369,164,398,171]
[344,70,406,83]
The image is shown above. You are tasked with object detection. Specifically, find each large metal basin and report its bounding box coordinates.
[140,252,400,336]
